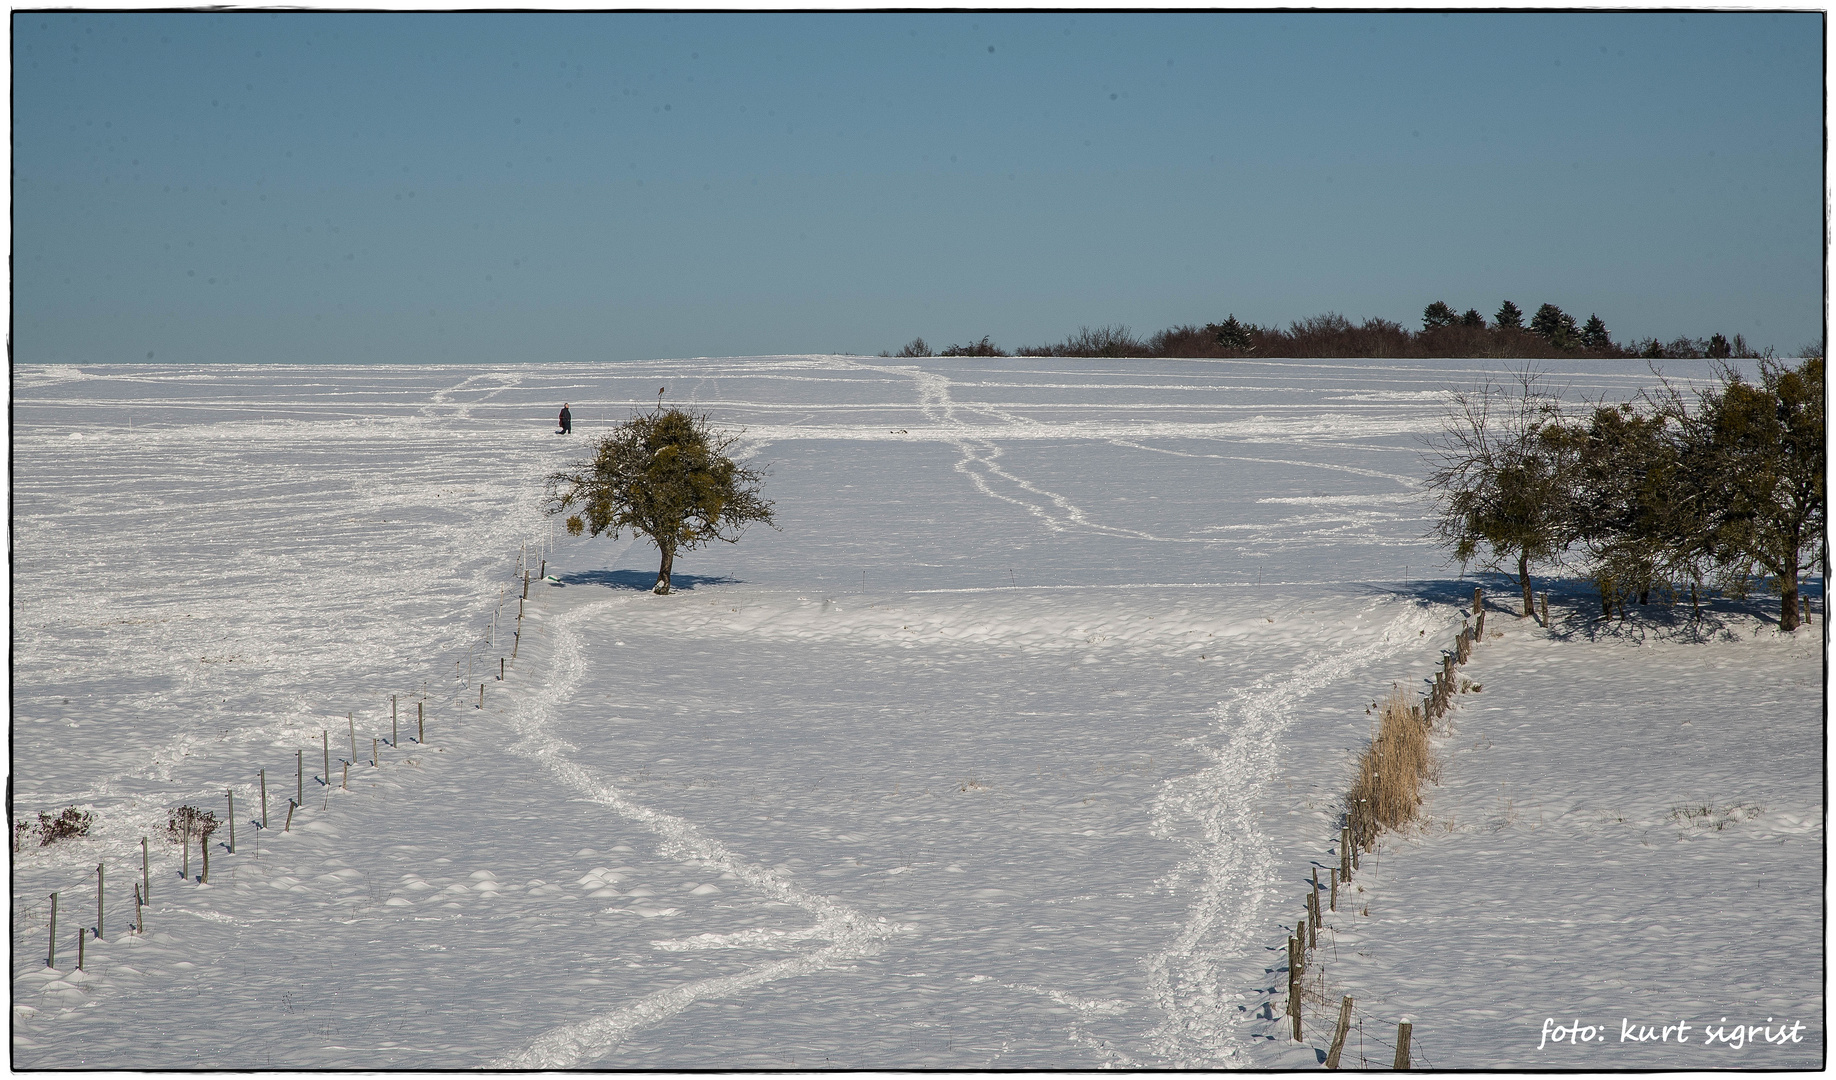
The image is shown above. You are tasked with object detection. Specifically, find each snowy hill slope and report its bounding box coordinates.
[9,356,1819,1068]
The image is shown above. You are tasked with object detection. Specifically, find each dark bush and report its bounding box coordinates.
[1021,324,1149,358]
[167,805,219,843]
[939,335,1007,357]
[12,806,93,850]
[1146,324,1217,357]
[41,807,93,845]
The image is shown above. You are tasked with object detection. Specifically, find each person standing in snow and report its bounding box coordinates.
[558,403,572,435]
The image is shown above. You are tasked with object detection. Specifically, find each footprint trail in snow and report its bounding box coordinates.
[493,598,909,1068]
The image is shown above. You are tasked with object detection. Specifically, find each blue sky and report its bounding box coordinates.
[13,11,1825,363]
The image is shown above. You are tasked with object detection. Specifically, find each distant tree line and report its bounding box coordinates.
[1423,355,1825,632]
[885,300,1799,361]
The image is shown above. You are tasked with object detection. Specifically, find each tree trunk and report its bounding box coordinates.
[654,545,675,595]
[1518,550,1533,617]
[1780,562,1800,631]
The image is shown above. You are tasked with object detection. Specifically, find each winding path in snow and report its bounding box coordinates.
[491,599,909,1068]
[1143,597,1442,1067]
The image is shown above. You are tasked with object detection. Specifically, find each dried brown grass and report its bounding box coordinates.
[1346,686,1434,851]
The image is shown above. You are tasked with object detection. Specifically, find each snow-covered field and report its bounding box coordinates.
[9,356,1822,1069]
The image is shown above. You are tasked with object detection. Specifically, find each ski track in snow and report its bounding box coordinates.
[1143,598,1443,1067]
[493,599,908,1068]
[840,358,1214,542]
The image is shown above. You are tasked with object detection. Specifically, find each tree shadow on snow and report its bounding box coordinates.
[1370,570,1823,646]
[551,569,742,593]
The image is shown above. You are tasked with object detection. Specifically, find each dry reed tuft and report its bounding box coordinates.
[1346,685,1434,851]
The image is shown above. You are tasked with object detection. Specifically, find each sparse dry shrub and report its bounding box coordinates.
[1345,686,1434,851]
[40,807,94,846]
[166,805,219,843]
[14,806,94,850]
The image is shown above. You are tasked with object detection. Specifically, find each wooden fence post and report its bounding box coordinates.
[134,884,143,934]
[349,713,357,764]
[1291,942,1303,1040]
[1325,995,1354,1069]
[372,738,379,767]
[1474,587,1485,638]
[1287,935,1300,1037]
[260,769,268,830]
[1341,828,1351,883]
[1541,592,1550,627]
[1330,867,1338,911]
[392,696,399,747]
[142,837,150,904]
[200,831,209,884]
[284,799,295,833]
[418,701,425,744]
[1393,1021,1412,1070]
[47,893,57,968]
[323,731,330,785]
[296,750,303,806]
[95,863,104,940]
[182,818,190,880]
[226,792,236,854]
[76,927,84,971]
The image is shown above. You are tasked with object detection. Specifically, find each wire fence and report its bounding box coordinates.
[1281,587,1491,1069]
[14,538,551,985]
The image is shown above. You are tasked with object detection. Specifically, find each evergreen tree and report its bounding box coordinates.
[1706,333,1732,359]
[1210,315,1255,352]
[1530,303,1580,349]
[1580,314,1612,352]
[1422,301,1458,331]
[546,408,777,594]
[1494,300,1524,330]
[1459,308,1485,328]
